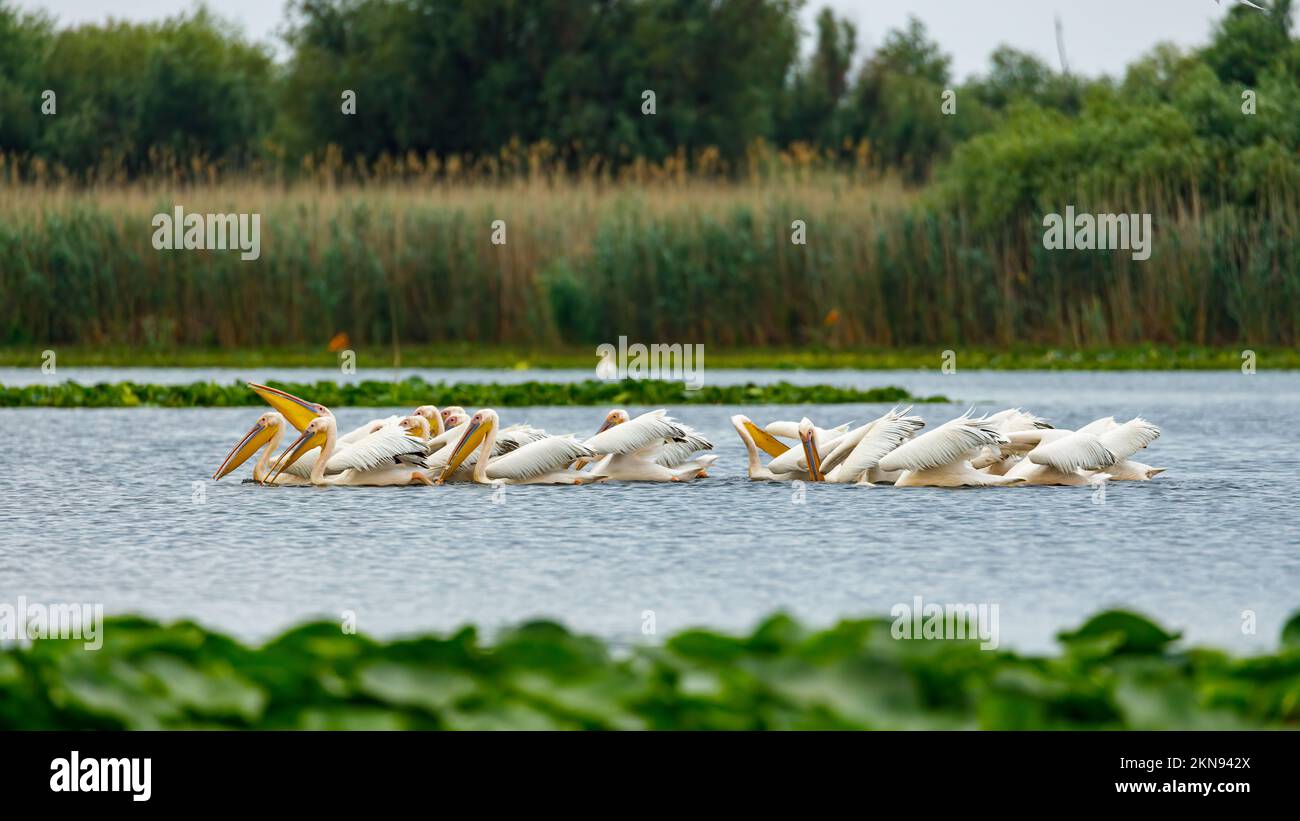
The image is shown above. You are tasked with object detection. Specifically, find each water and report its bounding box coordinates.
[1,369,1297,653]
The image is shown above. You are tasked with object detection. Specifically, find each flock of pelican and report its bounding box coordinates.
[212,383,1164,488]
[730,407,1163,486]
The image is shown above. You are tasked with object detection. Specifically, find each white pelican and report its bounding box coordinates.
[265,415,430,486]
[423,419,547,482]
[583,409,705,482]
[1077,416,1165,480]
[730,414,799,481]
[764,418,850,477]
[1001,416,1162,486]
[878,412,1025,487]
[1000,428,1114,486]
[436,409,595,485]
[413,406,445,437]
[816,408,926,484]
[212,411,309,485]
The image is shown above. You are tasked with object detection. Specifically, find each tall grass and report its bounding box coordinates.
[0,152,1295,349]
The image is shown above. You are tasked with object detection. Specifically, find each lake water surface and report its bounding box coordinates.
[1,369,1296,653]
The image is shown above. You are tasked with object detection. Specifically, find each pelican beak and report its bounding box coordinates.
[801,431,824,482]
[594,415,624,435]
[266,426,326,484]
[437,417,490,483]
[213,420,275,480]
[247,383,324,432]
[744,420,790,458]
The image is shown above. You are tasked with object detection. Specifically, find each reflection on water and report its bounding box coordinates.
[1,370,1297,653]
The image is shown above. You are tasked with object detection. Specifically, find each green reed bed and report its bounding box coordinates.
[2,609,1297,730]
[0,378,944,409]
[1,180,1296,353]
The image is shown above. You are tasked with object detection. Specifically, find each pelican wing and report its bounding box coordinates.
[817,423,871,472]
[825,416,924,477]
[765,420,851,440]
[1028,431,1117,472]
[878,417,1006,473]
[654,425,715,468]
[1076,416,1116,437]
[987,407,1053,433]
[495,424,548,455]
[583,410,684,456]
[327,426,425,473]
[339,415,400,445]
[487,436,594,481]
[1000,428,1070,455]
[819,407,916,472]
[277,450,319,477]
[1098,418,1160,461]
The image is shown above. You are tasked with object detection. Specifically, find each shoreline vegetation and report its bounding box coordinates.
[2,178,1296,354]
[0,345,1290,371]
[0,379,946,409]
[3,609,1297,730]
[2,5,1297,355]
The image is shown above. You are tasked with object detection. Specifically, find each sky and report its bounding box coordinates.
[17,0,1280,80]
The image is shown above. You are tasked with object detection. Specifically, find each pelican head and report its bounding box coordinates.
[438,409,499,484]
[443,410,469,429]
[399,415,431,439]
[798,418,824,481]
[214,411,285,480]
[266,415,336,484]
[414,405,444,435]
[595,409,630,434]
[730,414,790,457]
[247,382,331,432]
[441,407,466,425]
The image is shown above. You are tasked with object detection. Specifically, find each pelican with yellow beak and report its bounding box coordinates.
[730,414,799,481]
[248,382,447,446]
[797,418,826,482]
[212,411,310,484]
[436,409,595,485]
[247,382,331,432]
[265,415,431,486]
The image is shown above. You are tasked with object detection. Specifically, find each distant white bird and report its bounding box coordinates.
[1216,0,1269,13]
[879,411,1025,487]
[595,350,618,380]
